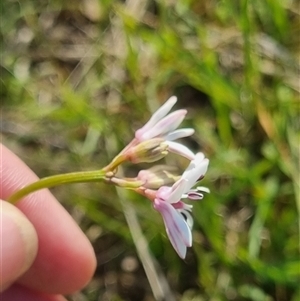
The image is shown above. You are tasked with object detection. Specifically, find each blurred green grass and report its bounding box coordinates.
[1,0,299,300]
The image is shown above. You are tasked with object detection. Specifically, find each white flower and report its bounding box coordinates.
[134,96,195,160]
[153,153,209,258]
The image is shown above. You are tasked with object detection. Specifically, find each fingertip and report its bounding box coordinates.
[0,201,38,292]
[16,202,97,294]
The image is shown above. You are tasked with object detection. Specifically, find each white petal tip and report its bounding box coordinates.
[166,96,177,105]
[178,249,187,259]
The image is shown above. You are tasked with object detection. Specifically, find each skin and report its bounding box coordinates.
[0,144,97,300]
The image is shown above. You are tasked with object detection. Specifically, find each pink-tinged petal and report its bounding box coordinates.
[184,185,210,200]
[172,201,192,211]
[156,186,173,201]
[168,178,187,204]
[142,110,187,140]
[155,110,187,133]
[186,192,204,200]
[167,141,195,160]
[165,128,195,141]
[148,96,177,127]
[135,96,177,139]
[153,199,192,258]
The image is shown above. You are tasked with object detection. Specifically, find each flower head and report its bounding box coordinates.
[152,153,209,258]
[125,138,169,163]
[134,96,195,160]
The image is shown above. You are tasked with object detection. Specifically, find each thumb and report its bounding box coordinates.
[0,201,38,292]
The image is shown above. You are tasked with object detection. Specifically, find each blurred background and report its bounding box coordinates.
[1,0,299,300]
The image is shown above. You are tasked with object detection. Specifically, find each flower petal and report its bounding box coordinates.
[196,186,210,193]
[182,155,209,191]
[178,209,194,229]
[154,199,192,258]
[156,185,173,201]
[164,128,195,141]
[135,96,177,140]
[167,141,195,160]
[142,110,187,140]
[182,152,205,176]
[168,178,187,204]
[148,96,177,127]
[186,191,204,200]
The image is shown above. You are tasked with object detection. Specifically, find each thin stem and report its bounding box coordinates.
[7,169,107,204]
[103,153,126,173]
[108,177,144,189]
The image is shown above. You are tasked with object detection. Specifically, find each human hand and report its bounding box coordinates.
[0,144,96,301]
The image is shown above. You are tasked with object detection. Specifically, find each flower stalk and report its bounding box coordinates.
[7,169,107,204]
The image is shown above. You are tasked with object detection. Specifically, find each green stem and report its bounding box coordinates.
[7,169,107,205]
[103,153,126,173]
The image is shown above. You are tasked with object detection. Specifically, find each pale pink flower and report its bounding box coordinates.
[134,96,195,160]
[152,153,209,258]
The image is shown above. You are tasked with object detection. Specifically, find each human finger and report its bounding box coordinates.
[0,144,96,294]
[0,201,38,292]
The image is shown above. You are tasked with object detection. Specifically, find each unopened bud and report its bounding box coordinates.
[125,138,169,164]
[137,166,179,189]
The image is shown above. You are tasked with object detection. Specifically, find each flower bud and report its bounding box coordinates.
[137,166,179,189]
[125,138,169,164]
